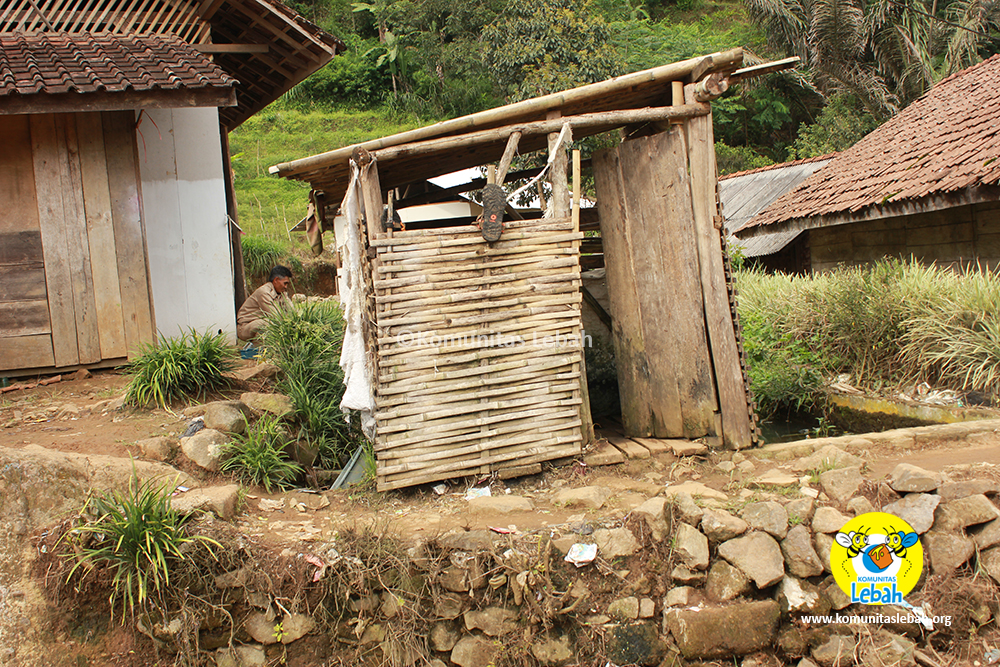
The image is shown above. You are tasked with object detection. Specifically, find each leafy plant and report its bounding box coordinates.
[241,234,288,283]
[124,330,237,408]
[260,300,367,468]
[64,470,218,620]
[221,414,304,492]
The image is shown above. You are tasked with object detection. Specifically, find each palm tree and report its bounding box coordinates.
[746,0,1000,118]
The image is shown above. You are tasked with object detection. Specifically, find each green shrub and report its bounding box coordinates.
[221,414,304,492]
[260,300,365,467]
[124,330,237,408]
[241,234,287,283]
[64,470,218,620]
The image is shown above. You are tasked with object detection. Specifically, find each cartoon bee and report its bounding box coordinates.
[884,528,919,558]
[835,527,871,558]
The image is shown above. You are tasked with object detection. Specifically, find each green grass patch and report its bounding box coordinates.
[63,470,219,620]
[123,330,237,408]
[221,414,304,492]
[259,299,366,468]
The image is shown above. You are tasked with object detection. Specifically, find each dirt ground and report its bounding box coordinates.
[4,363,1000,547]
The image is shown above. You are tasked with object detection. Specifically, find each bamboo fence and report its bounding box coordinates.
[373,217,585,490]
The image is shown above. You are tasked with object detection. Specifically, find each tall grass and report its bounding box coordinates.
[737,259,1000,417]
[64,470,218,621]
[259,300,365,467]
[220,414,304,492]
[124,330,237,408]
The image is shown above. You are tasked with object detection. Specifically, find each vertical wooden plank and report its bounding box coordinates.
[573,149,595,444]
[684,84,753,449]
[60,114,102,364]
[30,113,80,367]
[0,115,42,234]
[594,146,686,437]
[103,111,155,355]
[77,112,128,359]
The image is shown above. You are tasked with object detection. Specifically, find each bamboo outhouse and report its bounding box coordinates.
[272,49,784,490]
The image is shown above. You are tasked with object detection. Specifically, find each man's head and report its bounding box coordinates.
[268,265,293,294]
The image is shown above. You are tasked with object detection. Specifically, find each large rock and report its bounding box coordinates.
[634,497,669,540]
[781,525,824,578]
[819,466,863,503]
[531,634,574,666]
[451,636,500,667]
[924,531,975,574]
[607,597,640,620]
[553,486,612,509]
[883,493,940,534]
[706,560,751,601]
[202,401,249,435]
[972,518,1000,550]
[665,600,780,659]
[861,630,916,667]
[244,612,279,645]
[467,496,533,513]
[240,392,294,418]
[938,479,999,501]
[979,546,1000,585]
[180,428,228,472]
[170,484,241,520]
[718,532,785,588]
[812,507,850,534]
[593,527,640,558]
[934,494,1000,531]
[785,498,815,525]
[741,501,789,539]
[606,622,667,666]
[847,496,876,516]
[663,481,728,501]
[889,463,941,493]
[463,607,518,636]
[674,492,705,526]
[812,634,857,667]
[137,436,177,462]
[279,613,315,644]
[215,645,266,667]
[776,576,829,615]
[674,523,710,570]
[814,534,836,573]
[700,509,749,542]
[430,622,460,652]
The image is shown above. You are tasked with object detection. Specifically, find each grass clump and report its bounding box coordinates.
[736,258,1000,418]
[241,234,287,282]
[63,470,218,620]
[221,414,303,492]
[124,329,237,408]
[259,300,366,469]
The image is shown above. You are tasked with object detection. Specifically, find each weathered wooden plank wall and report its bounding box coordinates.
[0,111,153,373]
[372,218,585,490]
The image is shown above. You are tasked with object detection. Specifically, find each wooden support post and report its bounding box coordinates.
[496,131,522,184]
[684,83,753,450]
[220,128,247,313]
[354,148,384,243]
[572,148,595,444]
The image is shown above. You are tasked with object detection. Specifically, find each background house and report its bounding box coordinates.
[0,0,342,375]
[733,55,1000,273]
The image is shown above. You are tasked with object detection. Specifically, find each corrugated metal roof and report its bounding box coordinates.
[0,33,235,96]
[730,228,802,258]
[721,157,833,233]
[743,54,1000,232]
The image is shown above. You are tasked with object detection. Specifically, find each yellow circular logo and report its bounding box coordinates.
[831,511,923,605]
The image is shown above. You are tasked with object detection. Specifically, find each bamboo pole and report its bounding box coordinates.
[496,131,522,183]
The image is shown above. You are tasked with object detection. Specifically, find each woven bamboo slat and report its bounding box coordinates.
[374,220,583,490]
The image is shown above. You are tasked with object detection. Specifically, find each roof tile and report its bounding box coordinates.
[745,55,1000,230]
[0,33,236,98]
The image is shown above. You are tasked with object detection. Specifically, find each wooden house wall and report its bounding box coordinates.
[371,218,585,490]
[137,107,237,340]
[0,111,153,373]
[809,202,1000,272]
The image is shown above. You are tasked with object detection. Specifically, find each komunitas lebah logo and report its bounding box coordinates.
[831,511,923,605]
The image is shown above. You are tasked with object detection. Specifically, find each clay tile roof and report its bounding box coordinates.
[0,33,236,97]
[741,54,1000,233]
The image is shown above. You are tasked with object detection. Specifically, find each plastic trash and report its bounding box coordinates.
[464,486,491,501]
[181,417,204,438]
[564,543,598,567]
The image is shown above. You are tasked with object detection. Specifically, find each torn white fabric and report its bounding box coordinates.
[336,161,376,437]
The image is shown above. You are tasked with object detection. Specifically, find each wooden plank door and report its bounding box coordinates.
[0,115,55,369]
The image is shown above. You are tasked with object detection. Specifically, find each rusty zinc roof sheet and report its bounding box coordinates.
[742,54,1000,233]
[0,32,236,97]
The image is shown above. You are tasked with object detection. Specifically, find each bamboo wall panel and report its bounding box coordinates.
[373,218,584,490]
